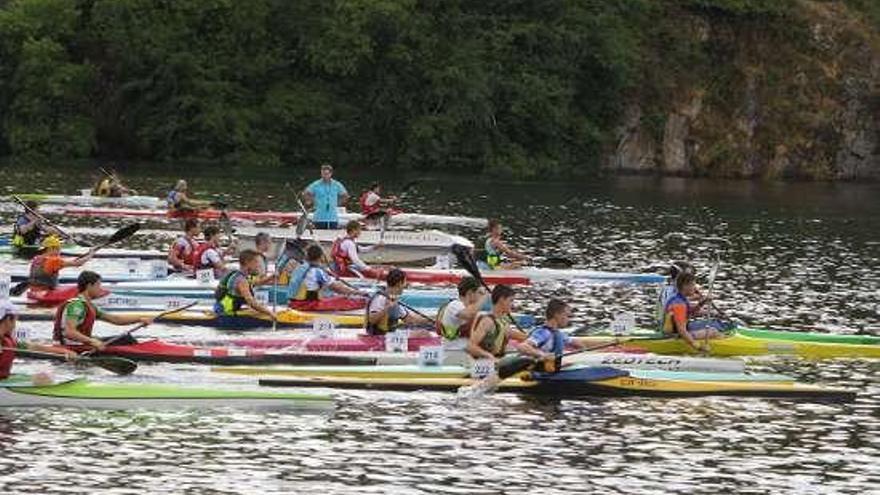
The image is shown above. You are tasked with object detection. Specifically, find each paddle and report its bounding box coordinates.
[12,195,91,247]
[83,301,199,353]
[8,347,137,376]
[99,167,138,195]
[450,243,528,334]
[9,223,141,297]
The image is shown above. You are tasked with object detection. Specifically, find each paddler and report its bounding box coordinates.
[166,179,210,212]
[0,300,74,381]
[655,261,694,330]
[93,169,137,197]
[435,276,490,343]
[54,271,154,351]
[329,220,382,277]
[11,200,59,248]
[366,268,432,336]
[663,271,723,350]
[214,249,276,319]
[274,238,308,286]
[483,219,529,270]
[516,299,589,361]
[359,182,397,216]
[167,219,201,273]
[28,235,96,290]
[467,285,528,361]
[287,244,365,305]
[193,225,235,279]
[302,163,349,230]
[249,232,275,285]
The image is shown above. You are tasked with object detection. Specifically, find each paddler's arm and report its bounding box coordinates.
[64,317,106,351]
[99,312,154,327]
[496,240,529,262]
[167,245,188,271]
[367,296,393,326]
[301,189,315,208]
[61,248,97,268]
[516,338,551,360]
[236,279,274,318]
[401,305,431,326]
[458,290,490,322]
[506,317,528,342]
[466,319,496,361]
[328,280,367,298]
[670,304,701,350]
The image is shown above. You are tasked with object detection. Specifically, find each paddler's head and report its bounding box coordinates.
[41,235,62,255]
[0,300,19,336]
[77,270,103,298]
[306,244,325,265]
[239,249,263,275]
[24,200,39,217]
[254,232,271,254]
[668,261,694,281]
[491,284,515,314]
[675,271,697,298]
[369,181,381,194]
[544,299,571,329]
[175,179,188,192]
[457,276,483,304]
[320,163,333,182]
[183,218,200,237]
[488,219,502,237]
[386,268,407,295]
[345,220,362,239]
[203,225,221,245]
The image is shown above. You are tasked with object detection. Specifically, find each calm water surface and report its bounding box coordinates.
[0,164,878,494]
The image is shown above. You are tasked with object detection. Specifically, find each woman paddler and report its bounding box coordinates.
[0,300,74,381]
[329,220,382,277]
[287,244,366,310]
[54,271,154,351]
[28,235,96,291]
[213,250,276,320]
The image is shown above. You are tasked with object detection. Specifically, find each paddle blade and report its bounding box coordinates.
[10,281,29,296]
[107,223,141,245]
[451,244,484,286]
[79,356,138,375]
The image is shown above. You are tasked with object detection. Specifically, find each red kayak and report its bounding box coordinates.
[358,267,531,286]
[62,206,300,223]
[53,339,376,365]
[27,285,111,306]
[288,297,367,312]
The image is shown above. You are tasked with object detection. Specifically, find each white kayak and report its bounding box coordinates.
[7,193,165,208]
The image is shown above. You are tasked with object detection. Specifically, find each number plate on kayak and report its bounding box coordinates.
[166,298,188,310]
[418,346,444,367]
[196,269,214,284]
[470,359,495,379]
[312,319,336,339]
[13,328,29,341]
[385,330,409,352]
[255,291,269,306]
[610,312,636,335]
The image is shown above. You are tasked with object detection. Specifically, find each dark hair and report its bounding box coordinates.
[488,219,501,231]
[386,268,406,287]
[669,261,694,280]
[77,271,102,292]
[184,218,199,232]
[321,163,333,171]
[545,299,569,320]
[203,225,220,239]
[370,182,380,191]
[491,284,515,304]
[306,244,324,262]
[345,220,361,234]
[239,249,260,265]
[255,232,271,245]
[457,276,480,297]
[675,271,696,292]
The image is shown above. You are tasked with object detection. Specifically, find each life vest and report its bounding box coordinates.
[287,264,319,301]
[0,334,15,380]
[12,214,40,248]
[275,251,296,285]
[29,255,59,289]
[53,296,98,343]
[484,237,502,269]
[330,236,355,275]
[359,191,381,215]
[365,292,403,336]
[166,190,180,209]
[95,178,112,197]
[527,325,566,356]
[214,270,249,315]
[172,236,198,264]
[192,242,218,270]
[655,284,678,331]
[434,300,472,341]
[662,292,690,334]
[472,313,508,357]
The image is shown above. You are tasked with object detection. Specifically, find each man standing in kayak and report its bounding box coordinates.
[302,164,348,230]
[483,219,529,270]
[287,244,366,309]
[54,271,154,351]
[467,285,527,361]
[11,200,60,248]
[330,220,381,277]
[29,236,96,290]
[214,250,277,320]
[0,300,75,380]
[167,219,201,273]
[366,268,432,335]
[435,276,490,344]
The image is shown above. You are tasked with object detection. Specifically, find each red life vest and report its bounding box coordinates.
[0,334,15,379]
[360,191,380,215]
[190,242,216,270]
[53,297,98,343]
[330,236,355,275]
[174,236,198,263]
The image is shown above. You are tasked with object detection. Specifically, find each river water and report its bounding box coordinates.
[0,164,878,494]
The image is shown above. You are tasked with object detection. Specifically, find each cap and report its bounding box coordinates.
[0,300,19,319]
[41,235,62,249]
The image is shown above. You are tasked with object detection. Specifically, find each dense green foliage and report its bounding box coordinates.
[0,0,876,177]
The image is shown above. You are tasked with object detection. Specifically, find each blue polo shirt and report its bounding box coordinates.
[306,179,347,223]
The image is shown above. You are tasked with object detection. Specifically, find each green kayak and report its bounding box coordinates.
[0,374,332,410]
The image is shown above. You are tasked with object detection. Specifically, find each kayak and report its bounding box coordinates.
[10,193,165,208]
[289,297,366,312]
[7,263,169,284]
[355,266,665,286]
[582,327,880,359]
[0,374,331,410]
[58,205,488,227]
[258,365,855,401]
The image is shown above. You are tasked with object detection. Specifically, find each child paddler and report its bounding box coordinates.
[11,200,59,248]
[28,235,96,290]
[193,225,235,279]
[663,271,723,351]
[435,276,489,347]
[213,250,277,320]
[359,182,397,216]
[54,272,154,351]
[330,220,382,277]
[167,219,201,273]
[467,285,528,361]
[517,299,589,361]
[287,244,366,310]
[0,300,74,381]
[366,268,431,336]
[483,219,529,270]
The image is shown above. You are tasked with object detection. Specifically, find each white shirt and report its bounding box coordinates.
[304,267,335,291]
[440,299,467,331]
[364,191,381,208]
[339,238,374,270]
[368,293,409,319]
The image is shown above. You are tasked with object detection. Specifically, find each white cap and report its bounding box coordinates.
[0,300,19,319]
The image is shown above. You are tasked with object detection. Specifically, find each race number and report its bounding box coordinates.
[610,312,636,335]
[384,329,409,353]
[312,319,336,339]
[255,290,270,306]
[470,358,495,379]
[434,254,451,269]
[151,260,168,279]
[196,269,214,284]
[165,297,189,310]
[125,259,140,275]
[418,345,444,367]
[0,274,10,299]
[13,327,29,341]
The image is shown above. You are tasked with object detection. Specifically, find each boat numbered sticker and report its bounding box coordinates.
[385,330,409,352]
[150,260,168,279]
[196,269,215,284]
[312,319,337,339]
[610,312,636,335]
[125,259,140,275]
[470,359,495,379]
[0,274,10,299]
[418,345,444,367]
[13,327,29,341]
[165,297,189,310]
[255,291,269,306]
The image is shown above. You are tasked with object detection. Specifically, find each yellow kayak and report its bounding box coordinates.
[91,308,366,329]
